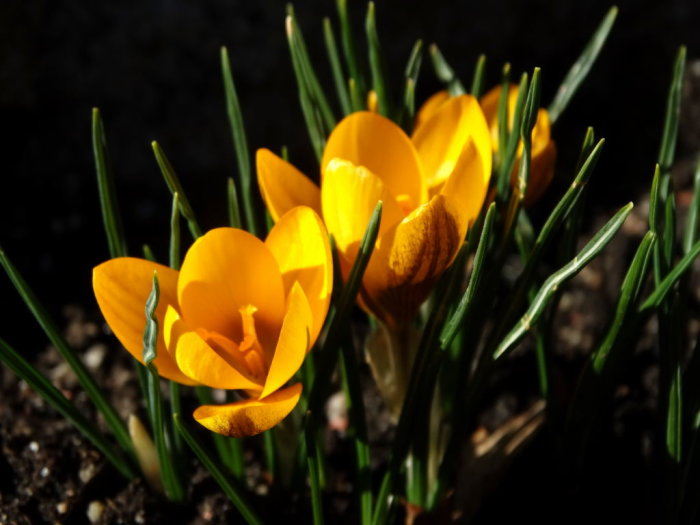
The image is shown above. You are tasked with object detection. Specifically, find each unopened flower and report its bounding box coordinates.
[93,206,332,437]
[257,96,491,328]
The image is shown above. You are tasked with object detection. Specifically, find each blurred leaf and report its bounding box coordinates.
[227,177,243,229]
[336,0,366,96]
[658,46,687,175]
[469,54,487,99]
[323,17,352,115]
[429,44,465,96]
[365,2,392,117]
[548,6,618,124]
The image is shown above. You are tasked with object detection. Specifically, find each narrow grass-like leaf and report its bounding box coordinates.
[0,248,134,459]
[287,7,337,133]
[174,414,262,525]
[263,430,278,481]
[365,2,392,117]
[515,68,541,198]
[349,77,364,112]
[336,0,365,96]
[0,337,136,479]
[658,46,687,174]
[323,17,352,115]
[220,47,260,236]
[142,274,184,502]
[641,239,700,311]
[498,73,529,196]
[547,6,618,124]
[169,193,181,270]
[92,108,127,258]
[495,202,634,359]
[668,361,683,462]
[305,410,325,525]
[469,54,487,99]
[142,244,156,262]
[398,39,423,128]
[683,157,700,254]
[151,141,202,239]
[339,338,372,525]
[429,43,465,96]
[591,231,656,373]
[227,177,243,229]
[496,63,511,179]
[286,15,326,161]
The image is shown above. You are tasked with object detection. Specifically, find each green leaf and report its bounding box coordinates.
[227,177,243,230]
[323,17,352,116]
[0,337,136,479]
[174,414,262,525]
[305,412,325,525]
[469,54,487,99]
[0,247,135,460]
[142,273,184,502]
[349,77,364,113]
[683,156,700,254]
[151,141,202,239]
[365,2,392,117]
[336,0,365,96]
[591,231,656,373]
[429,43,465,96]
[169,193,181,270]
[515,68,541,198]
[494,202,634,359]
[220,47,260,236]
[286,15,327,161]
[547,6,618,124]
[92,108,127,258]
[287,7,337,133]
[641,238,700,311]
[658,46,687,174]
[498,72,529,197]
[398,39,423,129]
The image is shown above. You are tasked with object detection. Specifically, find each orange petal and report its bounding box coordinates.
[412,94,492,195]
[193,383,303,437]
[177,228,286,355]
[321,112,427,208]
[414,90,450,129]
[93,258,195,385]
[361,195,463,326]
[321,158,405,260]
[164,306,263,391]
[523,139,557,207]
[256,148,321,222]
[265,207,332,346]
[260,282,312,398]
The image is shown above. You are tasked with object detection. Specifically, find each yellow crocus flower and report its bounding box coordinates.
[257,95,491,328]
[92,206,332,437]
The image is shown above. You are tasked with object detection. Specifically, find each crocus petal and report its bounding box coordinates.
[93,257,195,385]
[412,94,492,195]
[256,148,321,222]
[164,306,263,391]
[260,282,312,398]
[414,90,450,129]
[193,383,303,437]
[321,111,427,208]
[177,228,286,355]
[321,158,404,259]
[361,194,463,326]
[523,139,557,206]
[265,206,332,346]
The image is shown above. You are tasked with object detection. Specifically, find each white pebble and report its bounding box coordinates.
[87,501,105,523]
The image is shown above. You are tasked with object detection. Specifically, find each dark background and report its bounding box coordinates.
[1,0,699,353]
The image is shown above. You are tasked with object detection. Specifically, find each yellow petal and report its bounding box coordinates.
[260,282,312,398]
[412,94,492,195]
[265,206,332,346]
[414,90,450,129]
[321,112,427,207]
[256,148,321,222]
[361,195,463,326]
[164,306,263,391]
[439,139,488,236]
[93,258,195,385]
[523,139,557,207]
[177,228,286,356]
[193,383,303,437]
[321,158,405,259]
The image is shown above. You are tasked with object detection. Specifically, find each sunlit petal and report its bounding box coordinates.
[260,282,312,398]
[193,383,303,438]
[265,207,332,345]
[164,306,262,391]
[321,111,427,207]
[256,148,321,222]
[414,90,450,129]
[93,257,195,385]
[177,228,286,354]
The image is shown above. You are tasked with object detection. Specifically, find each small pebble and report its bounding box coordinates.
[87,501,105,523]
[56,502,69,514]
[79,462,97,483]
[28,441,39,453]
[84,344,107,369]
[40,467,50,478]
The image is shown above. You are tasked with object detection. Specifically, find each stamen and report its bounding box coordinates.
[237,305,267,379]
